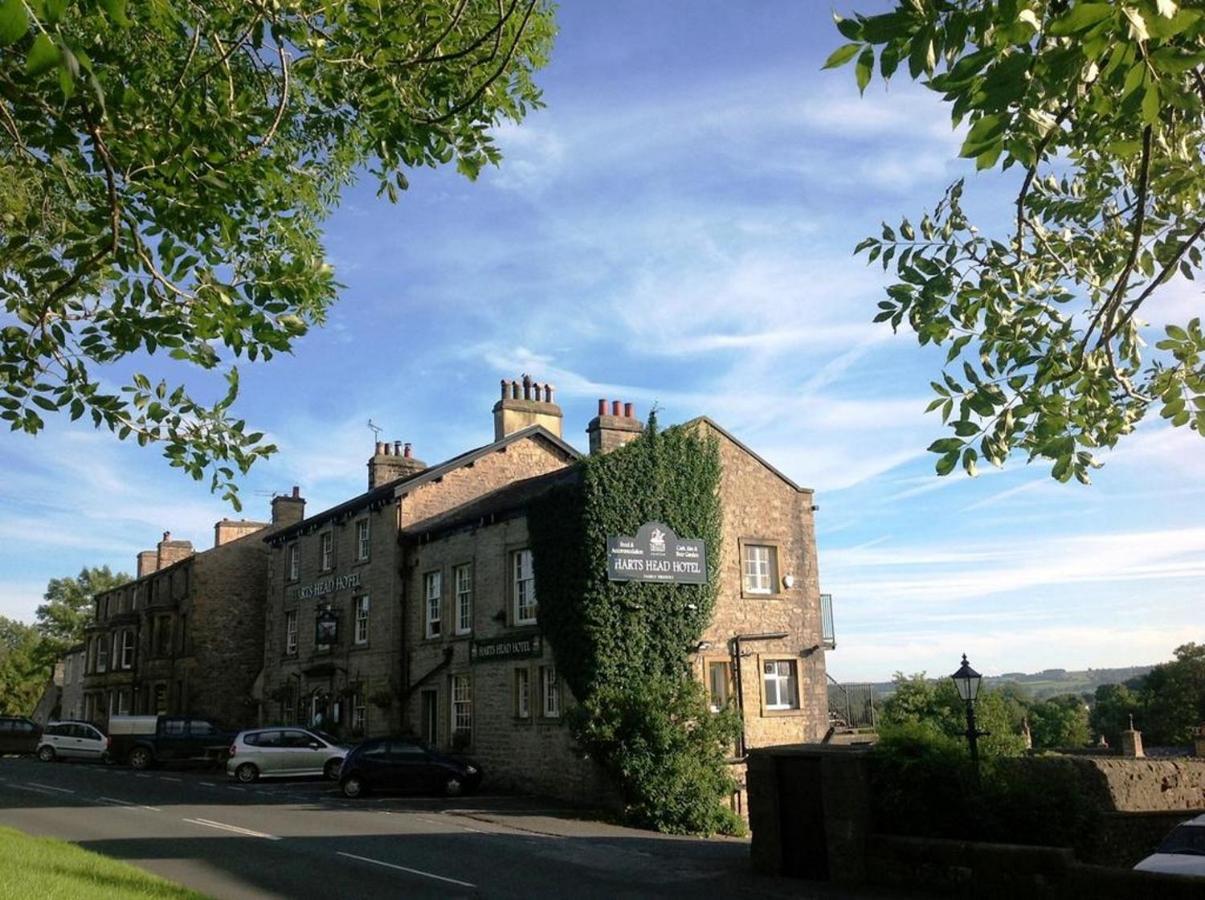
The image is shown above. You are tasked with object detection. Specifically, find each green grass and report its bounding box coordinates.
[0,826,207,900]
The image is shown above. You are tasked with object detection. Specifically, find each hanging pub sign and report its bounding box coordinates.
[606,521,708,585]
[315,608,339,645]
[470,633,543,663]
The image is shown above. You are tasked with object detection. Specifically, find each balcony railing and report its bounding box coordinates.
[827,674,878,730]
[820,592,836,649]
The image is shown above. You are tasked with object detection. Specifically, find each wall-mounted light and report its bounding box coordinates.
[782,574,795,589]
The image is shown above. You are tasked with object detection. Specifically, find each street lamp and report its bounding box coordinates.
[950,653,983,768]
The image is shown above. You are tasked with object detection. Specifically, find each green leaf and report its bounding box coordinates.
[935,450,959,476]
[0,0,29,45]
[100,0,131,27]
[26,33,59,76]
[928,437,965,454]
[823,43,862,70]
[1047,3,1115,36]
[855,46,874,94]
[1141,81,1161,126]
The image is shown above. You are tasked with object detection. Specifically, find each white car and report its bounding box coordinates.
[1134,813,1205,877]
[226,727,349,783]
[37,721,110,763]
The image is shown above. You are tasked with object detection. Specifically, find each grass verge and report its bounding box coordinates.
[0,825,206,899]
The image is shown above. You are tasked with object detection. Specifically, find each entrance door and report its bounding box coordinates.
[420,690,438,747]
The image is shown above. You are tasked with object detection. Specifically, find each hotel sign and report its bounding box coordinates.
[470,633,543,663]
[606,521,707,585]
[293,571,361,602]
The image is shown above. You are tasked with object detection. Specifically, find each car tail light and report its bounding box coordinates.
[228,744,237,758]
[106,736,112,749]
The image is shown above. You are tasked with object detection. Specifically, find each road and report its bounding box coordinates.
[0,756,906,898]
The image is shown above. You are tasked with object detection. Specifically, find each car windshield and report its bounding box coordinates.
[1156,825,1205,856]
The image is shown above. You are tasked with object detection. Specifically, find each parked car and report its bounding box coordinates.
[37,721,110,763]
[1134,813,1205,877]
[226,727,349,783]
[339,737,482,798]
[108,715,236,769]
[0,716,42,755]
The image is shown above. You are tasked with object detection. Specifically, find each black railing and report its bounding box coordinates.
[827,674,878,730]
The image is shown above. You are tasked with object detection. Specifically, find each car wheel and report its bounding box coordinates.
[235,763,259,784]
[324,759,342,781]
[342,775,367,798]
[37,745,55,763]
[128,747,152,770]
[444,775,464,797]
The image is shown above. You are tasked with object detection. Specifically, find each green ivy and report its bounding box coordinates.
[529,417,743,835]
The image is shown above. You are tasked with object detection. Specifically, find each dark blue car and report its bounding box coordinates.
[339,737,482,798]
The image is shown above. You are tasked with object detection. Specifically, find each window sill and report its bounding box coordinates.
[761,707,806,718]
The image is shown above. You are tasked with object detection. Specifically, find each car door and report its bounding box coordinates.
[274,730,315,776]
[75,723,107,759]
[159,718,187,759]
[384,740,435,793]
[55,724,83,758]
[0,720,14,754]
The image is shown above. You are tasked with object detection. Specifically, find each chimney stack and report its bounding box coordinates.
[214,518,268,547]
[137,550,158,578]
[155,531,195,570]
[368,438,426,489]
[587,398,644,455]
[492,374,564,441]
[271,485,306,528]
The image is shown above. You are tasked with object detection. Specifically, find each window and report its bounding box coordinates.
[356,519,370,561]
[424,571,442,638]
[513,549,537,625]
[763,660,799,711]
[451,674,472,737]
[288,543,299,581]
[742,544,777,595]
[190,720,216,736]
[514,667,530,719]
[117,689,131,715]
[541,665,560,718]
[156,616,173,656]
[454,564,472,635]
[320,532,333,570]
[180,612,187,654]
[708,661,732,712]
[97,636,108,673]
[285,610,298,656]
[354,595,370,645]
[120,630,135,669]
[351,690,366,734]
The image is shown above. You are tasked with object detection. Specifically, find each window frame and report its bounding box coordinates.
[120,629,135,670]
[354,595,370,646]
[707,659,733,713]
[355,518,371,561]
[424,570,442,639]
[540,665,560,719]
[514,666,531,719]
[739,538,780,598]
[451,673,472,739]
[761,657,800,713]
[287,543,300,582]
[284,610,298,656]
[453,563,473,636]
[512,549,537,626]
[96,635,109,673]
[319,531,334,571]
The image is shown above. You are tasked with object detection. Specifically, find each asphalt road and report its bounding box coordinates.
[0,756,904,898]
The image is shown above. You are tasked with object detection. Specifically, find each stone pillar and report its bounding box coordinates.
[1193,724,1205,758]
[1120,716,1145,758]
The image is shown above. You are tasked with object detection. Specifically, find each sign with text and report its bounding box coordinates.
[606,521,707,585]
[470,633,543,663]
[293,571,361,602]
[315,608,339,646]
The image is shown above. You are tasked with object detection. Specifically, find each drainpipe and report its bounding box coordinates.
[728,631,789,759]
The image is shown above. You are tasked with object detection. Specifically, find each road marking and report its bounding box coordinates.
[27,782,74,794]
[98,796,162,812]
[200,781,216,787]
[182,818,281,841]
[226,785,246,792]
[336,851,475,888]
[158,776,182,783]
[8,784,61,796]
[135,774,152,779]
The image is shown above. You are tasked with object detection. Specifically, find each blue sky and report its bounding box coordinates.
[1,2,1202,682]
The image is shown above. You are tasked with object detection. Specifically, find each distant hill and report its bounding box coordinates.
[857,664,1155,701]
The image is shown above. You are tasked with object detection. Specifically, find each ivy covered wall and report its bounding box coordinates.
[528,418,743,834]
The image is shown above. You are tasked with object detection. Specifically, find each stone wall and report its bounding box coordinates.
[1085,757,1205,812]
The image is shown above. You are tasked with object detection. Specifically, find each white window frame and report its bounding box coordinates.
[451,674,472,736]
[288,543,299,581]
[97,636,108,673]
[454,564,472,635]
[319,532,333,571]
[354,595,370,645]
[424,571,442,638]
[285,610,298,656]
[515,667,530,719]
[541,665,560,719]
[763,659,799,711]
[355,518,370,561]
[513,549,537,625]
[708,660,731,713]
[742,544,774,595]
[120,630,135,669]
[351,691,366,733]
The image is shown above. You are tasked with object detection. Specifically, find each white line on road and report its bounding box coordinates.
[158,776,182,782]
[27,782,74,794]
[98,796,162,812]
[200,781,216,787]
[135,774,152,779]
[182,818,281,841]
[8,784,61,796]
[226,786,246,792]
[336,851,476,888]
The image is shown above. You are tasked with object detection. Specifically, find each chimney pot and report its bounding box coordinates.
[403,442,412,459]
[393,441,402,456]
[291,485,300,499]
[162,531,170,542]
[597,399,607,416]
[624,402,634,419]
[522,374,532,400]
[511,380,520,400]
[547,384,555,403]
[611,400,622,416]
[533,382,543,402]
[500,379,509,400]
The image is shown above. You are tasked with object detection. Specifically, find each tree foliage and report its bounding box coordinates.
[528,419,744,835]
[1027,693,1091,749]
[831,1,1205,481]
[34,565,127,662]
[0,0,555,505]
[1091,642,1205,744]
[0,615,45,714]
[880,670,1029,757]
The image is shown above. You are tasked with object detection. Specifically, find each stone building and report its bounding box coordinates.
[81,495,304,728]
[258,377,832,808]
[258,376,579,737]
[60,644,86,721]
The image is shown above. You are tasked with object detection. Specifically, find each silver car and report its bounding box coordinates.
[38,721,109,763]
[226,727,348,783]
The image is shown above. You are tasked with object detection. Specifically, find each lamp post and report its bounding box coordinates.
[950,653,984,770]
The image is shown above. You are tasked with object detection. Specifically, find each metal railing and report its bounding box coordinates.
[827,674,878,730]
